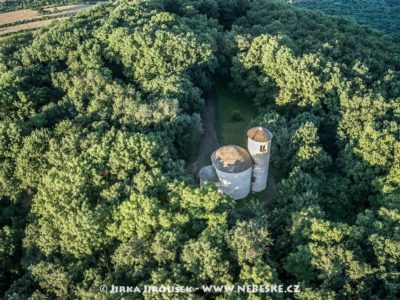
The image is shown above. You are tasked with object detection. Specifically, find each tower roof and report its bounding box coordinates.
[247,127,272,142]
[211,145,253,173]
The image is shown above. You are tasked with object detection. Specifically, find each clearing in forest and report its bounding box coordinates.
[215,79,257,148]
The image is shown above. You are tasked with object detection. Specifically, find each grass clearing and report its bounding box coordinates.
[215,78,257,148]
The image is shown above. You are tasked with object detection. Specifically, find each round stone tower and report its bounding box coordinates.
[211,145,253,200]
[247,127,273,192]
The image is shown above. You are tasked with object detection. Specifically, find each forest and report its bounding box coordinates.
[285,0,400,39]
[0,0,399,299]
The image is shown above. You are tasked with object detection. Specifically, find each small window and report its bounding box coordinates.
[260,145,266,152]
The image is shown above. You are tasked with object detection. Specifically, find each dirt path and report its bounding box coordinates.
[187,89,219,179]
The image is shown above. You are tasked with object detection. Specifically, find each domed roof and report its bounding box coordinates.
[199,165,219,182]
[211,145,253,173]
[247,127,272,142]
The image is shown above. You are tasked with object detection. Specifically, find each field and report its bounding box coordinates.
[0,18,67,35]
[0,9,39,26]
[0,3,97,36]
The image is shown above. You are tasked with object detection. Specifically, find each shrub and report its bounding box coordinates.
[231,109,243,122]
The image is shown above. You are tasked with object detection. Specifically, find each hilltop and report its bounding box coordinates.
[1,0,399,298]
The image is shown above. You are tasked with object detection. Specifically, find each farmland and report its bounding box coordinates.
[0,18,67,36]
[0,3,97,36]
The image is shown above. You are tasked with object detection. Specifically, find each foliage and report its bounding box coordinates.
[0,0,400,298]
[284,0,400,39]
[226,0,400,297]
[230,109,244,122]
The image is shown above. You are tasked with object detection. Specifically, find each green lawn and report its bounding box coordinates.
[215,79,257,148]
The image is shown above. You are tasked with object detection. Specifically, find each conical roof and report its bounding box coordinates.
[247,127,272,142]
[199,165,219,182]
[211,145,253,173]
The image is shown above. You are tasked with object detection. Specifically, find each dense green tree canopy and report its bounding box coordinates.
[0,0,399,298]
[284,0,400,39]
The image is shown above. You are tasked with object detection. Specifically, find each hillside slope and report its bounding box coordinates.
[285,0,400,38]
